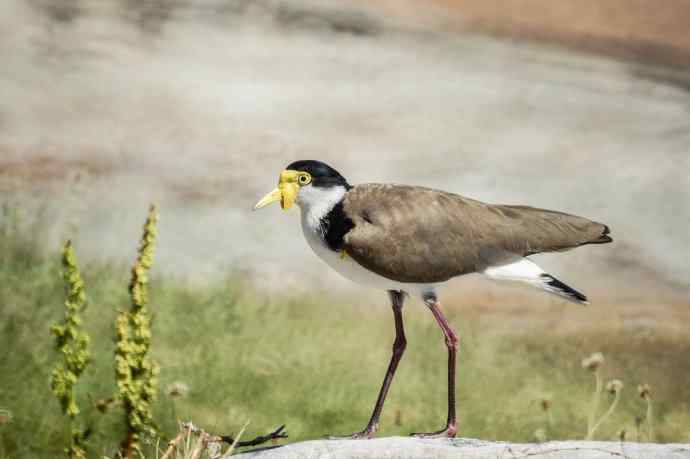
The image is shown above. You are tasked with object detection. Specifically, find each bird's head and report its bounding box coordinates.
[253,160,350,211]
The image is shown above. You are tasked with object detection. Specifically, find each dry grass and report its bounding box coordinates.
[152,421,246,459]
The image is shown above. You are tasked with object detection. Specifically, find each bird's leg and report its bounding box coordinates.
[330,290,407,439]
[411,294,459,438]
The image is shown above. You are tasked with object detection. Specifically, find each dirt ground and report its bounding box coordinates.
[367,0,690,66]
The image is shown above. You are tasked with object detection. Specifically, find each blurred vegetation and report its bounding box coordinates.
[115,205,159,456]
[49,241,91,458]
[1,208,689,458]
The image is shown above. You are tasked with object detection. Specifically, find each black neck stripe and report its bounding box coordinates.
[320,200,355,252]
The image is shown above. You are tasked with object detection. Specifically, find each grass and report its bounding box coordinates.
[1,219,689,458]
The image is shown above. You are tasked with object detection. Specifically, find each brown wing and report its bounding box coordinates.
[342,184,611,283]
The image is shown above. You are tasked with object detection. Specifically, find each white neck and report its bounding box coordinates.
[297,185,347,231]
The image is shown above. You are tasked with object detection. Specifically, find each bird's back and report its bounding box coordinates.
[342,184,611,283]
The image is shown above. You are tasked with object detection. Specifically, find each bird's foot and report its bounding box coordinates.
[410,423,457,439]
[328,425,378,440]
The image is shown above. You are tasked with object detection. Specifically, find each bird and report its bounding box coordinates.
[253,159,612,439]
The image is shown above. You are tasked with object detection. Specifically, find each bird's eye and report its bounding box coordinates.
[298,174,311,185]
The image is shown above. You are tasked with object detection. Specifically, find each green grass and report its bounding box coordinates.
[1,224,689,458]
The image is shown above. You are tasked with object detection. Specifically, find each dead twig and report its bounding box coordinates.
[220,424,288,448]
[165,422,287,457]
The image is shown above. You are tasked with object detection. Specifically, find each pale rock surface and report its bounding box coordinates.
[237,437,690,459]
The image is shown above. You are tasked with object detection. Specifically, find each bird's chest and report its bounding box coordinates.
[299,209,406,291]
[300,211,347,271]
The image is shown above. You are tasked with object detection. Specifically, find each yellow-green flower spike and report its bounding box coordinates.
[50,240,91,459]
[115,205,160,452]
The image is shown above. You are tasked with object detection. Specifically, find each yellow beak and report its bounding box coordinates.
[253,170,300,211]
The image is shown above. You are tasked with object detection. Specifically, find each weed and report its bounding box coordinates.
[49,241,91,458]
[115,206,160,457]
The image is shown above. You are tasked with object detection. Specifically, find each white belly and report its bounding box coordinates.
[300,213,433,296]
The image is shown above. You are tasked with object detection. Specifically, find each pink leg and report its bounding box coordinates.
[412,294,458,438]
[330,290,407,439]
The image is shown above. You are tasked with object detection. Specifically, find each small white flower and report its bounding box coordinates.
[638,383,652,400]
[166,382,189,399]
[606,379,624,394]
[581,352,604,371]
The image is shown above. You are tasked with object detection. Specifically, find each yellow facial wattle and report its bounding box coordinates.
[253,170,310,211]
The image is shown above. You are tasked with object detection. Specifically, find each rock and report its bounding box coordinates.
[236,437,690,459]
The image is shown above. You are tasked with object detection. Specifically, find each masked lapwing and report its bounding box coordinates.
[254,160,612,438]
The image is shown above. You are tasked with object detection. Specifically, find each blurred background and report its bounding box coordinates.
[1,0,689,456]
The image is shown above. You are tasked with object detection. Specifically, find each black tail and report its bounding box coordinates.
[540,274,589,304]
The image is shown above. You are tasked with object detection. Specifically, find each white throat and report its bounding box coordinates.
[297,185,347,231]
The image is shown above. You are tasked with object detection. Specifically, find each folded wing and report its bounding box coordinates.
[342,184,611,284]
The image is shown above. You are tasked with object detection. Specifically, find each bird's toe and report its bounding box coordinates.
[410,424,457,439]
[327,428,377,440]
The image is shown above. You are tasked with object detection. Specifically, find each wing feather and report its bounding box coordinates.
[342,184,611,283]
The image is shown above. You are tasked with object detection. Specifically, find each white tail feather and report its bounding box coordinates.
[483,258,588,304]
